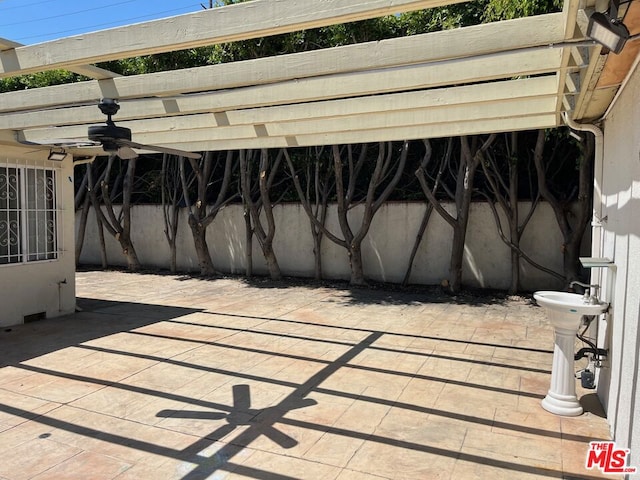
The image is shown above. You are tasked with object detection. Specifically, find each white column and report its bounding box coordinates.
[541,326,583,416]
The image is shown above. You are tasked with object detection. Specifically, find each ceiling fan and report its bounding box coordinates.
[16,98,201,160]
[87,98,201,159]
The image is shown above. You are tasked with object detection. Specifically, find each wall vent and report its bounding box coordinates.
[24,312,46,323]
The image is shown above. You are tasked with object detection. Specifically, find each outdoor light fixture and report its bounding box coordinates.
[47,148,68,161]
[587,1,630,54]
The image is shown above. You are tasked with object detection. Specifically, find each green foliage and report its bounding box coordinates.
[0,69,88,93]
[397,3,487,34]
[482,0,563,21]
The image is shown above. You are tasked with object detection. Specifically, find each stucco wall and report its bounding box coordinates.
[0,153,76,327]
[77,201,567,291]
[598,64,640,464]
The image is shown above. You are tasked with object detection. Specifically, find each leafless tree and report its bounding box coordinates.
[284,147,334,280]
[180,150,236,276]
[403,139,446,286]
[89,155,141,270]
[74,165,91,266]
[533,129,593,286]
[161,154,190,273]
[288,142,407,285]
[239,148,284,280]
[480,132,563,293]
[83,162,109,269]
[417,135,496,293]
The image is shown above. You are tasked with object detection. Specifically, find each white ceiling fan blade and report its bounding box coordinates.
[121,139,201,159]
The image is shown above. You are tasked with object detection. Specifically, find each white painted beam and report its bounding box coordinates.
[0,13,564,113]
[12,113,557,154]
[0,37,119,80]
[19,77,558,142]
[0,0,469,78]
[18,94,557,148]
[0,48,563,131]
[140,114,558,152]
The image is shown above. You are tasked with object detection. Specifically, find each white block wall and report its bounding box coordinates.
[77,201,569,291]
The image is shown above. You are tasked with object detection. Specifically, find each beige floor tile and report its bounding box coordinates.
[332,399,391,435]
[374,409,467,451]
[396,375,446,408]
[465,363,522,391]
[30,451,132,479]
[0,388,61,427]
[462,427,563,466]
[451,457,548,479]
[463,342,496,357]
[0,272,616,480]
[282,393,353,425]
[113,443,254,480]
[272,359,331,385]
[436,382,518,411]
[518,371,551,397]
[0,437,82,480]
[561,411,613,440]
[41,405,201,464]
[0,366,39,386]
[3,375,104,404]
[334,469,390,479]
[345,439,456,480]
[492,408,561,441]
[225,449,341,480]
[82,331,196,359]
[0,419,60,451]
[245,419,327,456]
[417,355,472,383]
[303,431,366,467]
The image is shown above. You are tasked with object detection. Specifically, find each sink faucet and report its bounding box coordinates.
[570,281,601,304]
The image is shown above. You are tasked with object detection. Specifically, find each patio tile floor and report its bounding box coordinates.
[0,270,620,479]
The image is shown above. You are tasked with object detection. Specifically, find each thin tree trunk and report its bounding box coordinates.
[417,135,495,293]
[243,205,253,277]
[402,203,434,286]
[534,130,593,286]
[188,214,216,275]
[254,149,282,280]
[95,156,141,270]
[240,149,282,280]
[96,208,108,269]
[75,193,91,266]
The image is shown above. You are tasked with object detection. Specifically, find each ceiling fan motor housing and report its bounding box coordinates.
[88,123,132,152]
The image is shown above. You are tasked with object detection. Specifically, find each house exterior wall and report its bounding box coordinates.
[0,150,76,327]
[597,65,640,465]
[77,201,567,292]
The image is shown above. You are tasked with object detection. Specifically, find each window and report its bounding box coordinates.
[0,165,59,265]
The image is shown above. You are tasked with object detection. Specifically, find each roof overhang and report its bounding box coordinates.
[0,0,638,158]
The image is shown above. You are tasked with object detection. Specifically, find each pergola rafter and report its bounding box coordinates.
[0,0,617,156]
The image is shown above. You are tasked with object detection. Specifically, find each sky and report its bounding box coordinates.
[0,0,211,45]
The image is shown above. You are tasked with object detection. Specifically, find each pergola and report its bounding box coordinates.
[0,0,639,158]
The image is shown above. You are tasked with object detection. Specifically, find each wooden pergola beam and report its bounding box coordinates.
[0,37,119,80]
[0,48,562,130]
[0,13,564,113]
[0,0,470,78]
[136,114,558,152]
[19,77,558,142]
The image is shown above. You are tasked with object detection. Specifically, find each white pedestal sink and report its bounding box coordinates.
[534,291,608,416]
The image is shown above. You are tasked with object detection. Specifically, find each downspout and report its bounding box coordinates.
[562,112,605,263]
[563,112,612,406]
